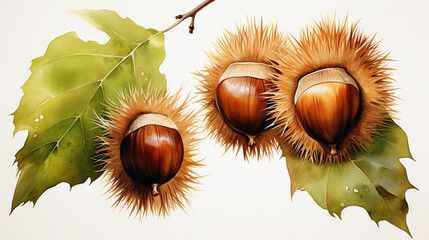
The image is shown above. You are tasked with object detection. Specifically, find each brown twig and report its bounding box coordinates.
[160,0,215,34]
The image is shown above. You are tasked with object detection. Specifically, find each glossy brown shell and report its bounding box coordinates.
[295,82,361,148]
[215,76,273,145]
[120,124,184,187]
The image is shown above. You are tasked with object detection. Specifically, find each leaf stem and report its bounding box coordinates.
[160,0,215,34]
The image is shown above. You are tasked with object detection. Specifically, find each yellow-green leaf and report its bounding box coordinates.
[11,9,166,212]
[282,118,415,236]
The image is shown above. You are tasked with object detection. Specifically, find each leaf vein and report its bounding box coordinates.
[79,117,86,151]
[17,142,57,164]
[43,32,162,158]
[349,161,385,201]
[353,158,406,180]
[38,53,124,65]
[325,165,331,212]
[25,80,101,115]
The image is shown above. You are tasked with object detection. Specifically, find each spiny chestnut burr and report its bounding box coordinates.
[271,17,396,163]
[120,113,184,196]
[294,68,361,155]
[197,21,285,160]
[100,91,202,216]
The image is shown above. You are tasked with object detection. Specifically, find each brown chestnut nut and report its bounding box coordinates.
[215,62,275,146]
[120,113,183,196]
[294,68,361,155]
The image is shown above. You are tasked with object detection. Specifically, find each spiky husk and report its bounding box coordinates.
[195,19,286,160]
[271,17,397,163]
[98,90,202,217]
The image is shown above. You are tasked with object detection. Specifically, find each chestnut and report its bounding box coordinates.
[120,113,183,196]
[294,68,361,155]
[215,62,275,146]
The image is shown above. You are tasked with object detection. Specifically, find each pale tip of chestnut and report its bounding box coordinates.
[247,135,256,147]
[152,183,159,197]
[329,144,338,156]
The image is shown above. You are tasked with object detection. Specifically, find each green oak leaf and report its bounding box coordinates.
[282,118,415,236]
[11,9,167,212]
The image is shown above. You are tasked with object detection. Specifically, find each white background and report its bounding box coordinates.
[1,0,428,239]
